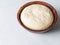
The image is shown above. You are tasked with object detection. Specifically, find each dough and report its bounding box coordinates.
[21,4,53,30]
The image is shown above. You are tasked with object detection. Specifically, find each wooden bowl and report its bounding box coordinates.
[17,1,58,32]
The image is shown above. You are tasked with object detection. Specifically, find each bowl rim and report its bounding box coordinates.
[17,1,58,32]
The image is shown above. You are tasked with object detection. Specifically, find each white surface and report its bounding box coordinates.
[0,0,60,45]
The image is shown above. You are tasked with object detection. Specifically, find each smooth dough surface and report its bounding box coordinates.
[21,4,54,30]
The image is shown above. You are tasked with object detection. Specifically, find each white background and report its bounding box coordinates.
[0,0,60,45]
